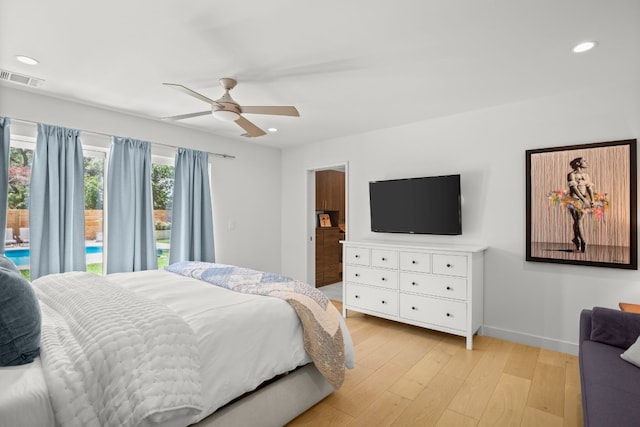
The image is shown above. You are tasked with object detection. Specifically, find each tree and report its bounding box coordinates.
[84,175,102,209]
[7,148,32,209]
[84,157,103,209]
[152,164,174,210]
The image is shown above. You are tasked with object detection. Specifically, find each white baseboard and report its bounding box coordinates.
[481,325,579,356]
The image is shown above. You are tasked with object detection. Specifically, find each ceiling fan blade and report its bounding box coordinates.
[235,116,267,137]
[161,111,211,121]
[162,83,220,105]
[241,106,300,117]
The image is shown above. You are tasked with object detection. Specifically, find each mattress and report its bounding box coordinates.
[0,269,316,427]
[0,358,54,427]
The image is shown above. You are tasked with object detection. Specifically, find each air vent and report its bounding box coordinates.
[0,69,45,88]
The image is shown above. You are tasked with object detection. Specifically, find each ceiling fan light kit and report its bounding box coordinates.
[162,78,299,138]
[212,109,240,121]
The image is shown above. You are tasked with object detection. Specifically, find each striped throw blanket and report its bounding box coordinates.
[166,262,346,388]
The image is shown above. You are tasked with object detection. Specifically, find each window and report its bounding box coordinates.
[5,129,177,276]
[152,156,175,268]
[6,139,34,279]
[84,149,106,274]
[5,139,107,279]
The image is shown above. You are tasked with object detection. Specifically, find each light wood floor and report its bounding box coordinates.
[287,302,583,427]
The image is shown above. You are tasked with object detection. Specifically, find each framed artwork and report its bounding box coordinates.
[318,213,332,227]
[526,139,637,269]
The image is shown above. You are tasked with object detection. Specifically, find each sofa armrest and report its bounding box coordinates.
[580,309,593,344]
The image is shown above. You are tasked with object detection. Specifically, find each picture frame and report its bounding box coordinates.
[318,213,332,227]
[526,139,637,269]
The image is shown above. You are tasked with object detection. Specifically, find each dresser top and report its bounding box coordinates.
[340,239,488,253]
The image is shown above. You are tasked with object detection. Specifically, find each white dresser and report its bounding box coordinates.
[341,240,486,349]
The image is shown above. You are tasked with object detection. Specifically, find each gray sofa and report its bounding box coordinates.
[579,307,640,426]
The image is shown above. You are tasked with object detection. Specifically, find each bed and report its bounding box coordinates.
[0,263,354,427]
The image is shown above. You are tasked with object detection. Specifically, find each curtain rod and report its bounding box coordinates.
[8,117,236,159]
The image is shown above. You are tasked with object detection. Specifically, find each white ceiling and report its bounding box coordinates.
[1,0,638,149]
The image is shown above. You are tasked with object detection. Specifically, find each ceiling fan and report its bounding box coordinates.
[162,78,299,137]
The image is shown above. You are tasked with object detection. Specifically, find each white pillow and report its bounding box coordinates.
[621,335,640,368]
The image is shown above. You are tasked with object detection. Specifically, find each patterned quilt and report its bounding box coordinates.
[166,261,346,388]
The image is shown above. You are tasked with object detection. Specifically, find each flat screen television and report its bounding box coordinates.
[369,174,461,235]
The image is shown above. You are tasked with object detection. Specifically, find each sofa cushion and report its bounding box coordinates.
[580,340,640,426]
[590,306,640,349]
[0,255,41,366]
[621,335,640,368]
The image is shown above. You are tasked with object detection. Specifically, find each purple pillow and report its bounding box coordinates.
[590,306,640,349]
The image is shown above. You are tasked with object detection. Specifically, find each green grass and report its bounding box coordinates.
[158,249,170,269]
[19,264,102,281]
[87,263,103,274]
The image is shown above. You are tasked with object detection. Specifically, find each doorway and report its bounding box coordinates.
[307,163,348,287]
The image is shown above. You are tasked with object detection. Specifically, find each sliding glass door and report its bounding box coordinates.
[152,156,175,268]
[84,149,105,274]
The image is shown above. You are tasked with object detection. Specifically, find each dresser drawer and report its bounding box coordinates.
[399,251,431,273]
[371,249,398,269]
[346,284,398,316]
[345,247,370,266]
[346,266,398,290]
[400,294,467,331]
[399,273,467,300]
[432,254,467,277]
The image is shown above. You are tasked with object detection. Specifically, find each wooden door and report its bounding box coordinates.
[316,227,341,286]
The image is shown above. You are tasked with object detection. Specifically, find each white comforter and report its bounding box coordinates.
[108,269,315,424]
[33,272,203,427]
[6,269,347,427]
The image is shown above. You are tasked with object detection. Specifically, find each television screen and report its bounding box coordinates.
[369,174,461,235]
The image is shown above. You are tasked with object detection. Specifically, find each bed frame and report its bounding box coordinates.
[194,363,334,427]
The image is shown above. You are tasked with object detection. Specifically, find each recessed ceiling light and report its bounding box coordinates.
[268,128,278,132]
[16,55,39,65]
[572,41,597,53]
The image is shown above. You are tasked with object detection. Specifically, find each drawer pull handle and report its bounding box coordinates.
[412,260,417,264]
[446,286,452,290]
[381,257,386,261]
[411,306,417,310]
[411,281,417,286]
[446,312,451,317]
[381,300,387,304]
[381,277,386,281]
[446,263,452,268]
[355,273,360,277]
[355,255,360,258]
[355,295,360,299]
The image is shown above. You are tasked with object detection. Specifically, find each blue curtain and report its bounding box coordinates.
[106,137,157,273]
[29,124,86,279]
[0,117,10,255]
[169,148,215,264]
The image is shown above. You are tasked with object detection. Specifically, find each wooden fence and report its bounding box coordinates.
[6,209,170,241]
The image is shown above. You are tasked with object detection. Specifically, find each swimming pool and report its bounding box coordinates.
[4,245,103,267]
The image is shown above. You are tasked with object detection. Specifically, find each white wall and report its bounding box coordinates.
[281,79,640,354]
[0,85,282,273]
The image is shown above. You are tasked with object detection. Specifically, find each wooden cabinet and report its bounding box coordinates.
[315,170,345,286]
[342,240,486,349]
[316,170,345,225]
[315,227,341,286]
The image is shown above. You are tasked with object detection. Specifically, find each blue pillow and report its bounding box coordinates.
[0,255,41,366]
